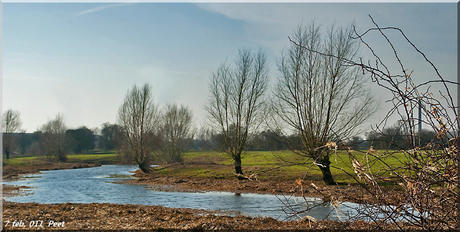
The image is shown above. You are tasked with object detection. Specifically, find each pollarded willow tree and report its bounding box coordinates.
[272,22,378,185]
[161,103,193,163]
[205,48,269,178]
[40,114,71,162]
[117,83,161,173]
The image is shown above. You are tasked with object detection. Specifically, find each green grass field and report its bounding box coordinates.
[3,149,407,184]
[2,155,42,166]
[67,153,118,163]
[3,150,119,166]
[160,149,408,183]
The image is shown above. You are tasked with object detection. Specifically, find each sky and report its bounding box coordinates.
[2,2,457,135]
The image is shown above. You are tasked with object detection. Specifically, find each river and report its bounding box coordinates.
[3,165,359,221]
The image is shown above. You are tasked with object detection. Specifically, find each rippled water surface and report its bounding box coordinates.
[4,165,358,220]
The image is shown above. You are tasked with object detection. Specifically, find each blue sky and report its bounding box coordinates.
[3,2,457,134]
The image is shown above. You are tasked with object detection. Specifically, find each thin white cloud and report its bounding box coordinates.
[198,3,368,53]
[76,3,132,16]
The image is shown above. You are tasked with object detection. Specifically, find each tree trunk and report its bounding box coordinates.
[5,150,10,160]
[138,161,150,173]
[58,154,67,162]
[234,153,244,179]
[317,156,336,185]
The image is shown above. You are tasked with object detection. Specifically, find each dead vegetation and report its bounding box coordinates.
[2,201,420,230]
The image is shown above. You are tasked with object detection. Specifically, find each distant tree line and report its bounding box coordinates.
[5,113,439,159]
[7,122,96,160]
[187,128,287,152]
[3,109,439,174]
[362,124,438,151]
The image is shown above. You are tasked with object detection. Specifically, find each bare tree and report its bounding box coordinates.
[160,103,193,163]
[2,109,22,159]
[281,16,458,230]
[271,22,378,185]
[40,114,71,162]
[205,48,269,178]
[342,16,458,230]
[117,83,161,173]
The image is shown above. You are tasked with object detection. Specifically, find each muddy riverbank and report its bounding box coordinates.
[3,201,413,231]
